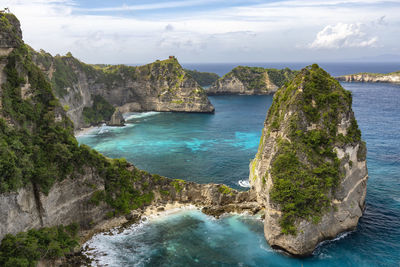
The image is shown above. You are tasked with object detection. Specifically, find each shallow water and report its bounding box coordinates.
[79,82,400,266]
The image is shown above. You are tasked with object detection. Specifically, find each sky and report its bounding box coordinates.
[2,0,400,64]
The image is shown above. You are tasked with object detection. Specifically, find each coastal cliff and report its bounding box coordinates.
[31,52,214,129]
[0,13,252,265]
[208,66,297,95]
[249,64,368,256]
[336,72,400,83]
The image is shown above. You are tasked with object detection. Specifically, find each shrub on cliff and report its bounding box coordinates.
[0,224,79,266]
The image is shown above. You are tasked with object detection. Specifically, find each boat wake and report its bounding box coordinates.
[238,179,251,188]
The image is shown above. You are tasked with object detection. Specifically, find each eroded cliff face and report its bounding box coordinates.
[249,64,368,256]
[207,66,297,95]
[0,168,110,240]
[336,72,400,83]
[0,13,252,245]
[31,52,214,129]
[0,164,258,241]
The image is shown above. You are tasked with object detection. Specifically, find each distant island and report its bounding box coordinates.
[336,71,400,83]
[184,69,219,87]
[207,66,298,95]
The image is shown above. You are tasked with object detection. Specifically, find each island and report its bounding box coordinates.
[250,64,368,255]
[336,71,400,83]
[207,66,298,95]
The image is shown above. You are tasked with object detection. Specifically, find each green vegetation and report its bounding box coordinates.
[0,14,154,216]
[184,69,219,86]
[0,224,79,266]
[171,179,186,193]
[82,95,115,125]
[223,66,298,91]
[343,70,400,77]
[264,64,362,235]
[229,66,267,90]
[0,42,80,194]
[218,185,234,196]
[72,149,155,215]
[0,13,22,47]
[51,56,78,97]
[266,68,298,88]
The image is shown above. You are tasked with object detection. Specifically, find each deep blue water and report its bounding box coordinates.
[78,73,400,266]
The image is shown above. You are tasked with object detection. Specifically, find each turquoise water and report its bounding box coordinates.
[78,82,400,266]
[77,95,273,189]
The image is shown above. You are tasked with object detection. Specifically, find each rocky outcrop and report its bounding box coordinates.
[336,72,400,83]
[31,53,214,129]
[249,64,368,256]
[0,165,258,241]
[0,12,22,48]
[106,109,125,126]
[0,168,111,240]
[207,66,297,95]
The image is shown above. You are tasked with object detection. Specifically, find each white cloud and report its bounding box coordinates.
[309,23,379,49]
[2,0,399,62]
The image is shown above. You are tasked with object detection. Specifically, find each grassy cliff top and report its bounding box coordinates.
[260,64,364,234]
[221,66,298,88]
[0,12,22,48]
[32,50,204,97]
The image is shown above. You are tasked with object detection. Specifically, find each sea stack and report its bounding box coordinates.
[250,64,368,256]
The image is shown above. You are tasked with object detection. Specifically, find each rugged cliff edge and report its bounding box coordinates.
[207,66,297,95]
[249,64,368,256]
[0,13,253,266]
[30,52,214,129]
[336,71,400,83]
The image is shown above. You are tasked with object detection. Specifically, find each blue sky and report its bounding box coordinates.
[3,0,400,64]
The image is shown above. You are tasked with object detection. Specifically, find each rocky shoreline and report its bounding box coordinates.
[44,195,261,266]
[336,72,400,83]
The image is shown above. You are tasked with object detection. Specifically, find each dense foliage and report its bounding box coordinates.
[0,224,79,267]
[266,68,298,88]
[264,64,362,234]
[0,43,83,194]
[225,66,298,91]
[82,95,115,125]
[0,14,154,216]
[184,69,219,86]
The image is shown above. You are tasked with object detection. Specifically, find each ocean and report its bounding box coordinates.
[77,63,400,266]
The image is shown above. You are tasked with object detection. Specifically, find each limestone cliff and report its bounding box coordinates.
[107,108,125,126]
[0,12,252,250]
[249,64,368,256]
[336,72,400,83]
[31,52,214,129]
[208,66,297,95]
